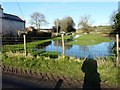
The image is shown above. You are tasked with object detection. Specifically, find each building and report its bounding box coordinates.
[118,1,120,12]
[0,5,25,36]
[27,26,35,32]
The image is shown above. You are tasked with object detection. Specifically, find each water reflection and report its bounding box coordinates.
[54,40,73,50]
[36,40,115,59]
[36,41,51,49]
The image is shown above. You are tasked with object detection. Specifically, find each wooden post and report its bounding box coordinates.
[116,34,119,66]
[56,40,59,56]
[57,22,58,36]
[23,35,27,56]
[61,33,65,58]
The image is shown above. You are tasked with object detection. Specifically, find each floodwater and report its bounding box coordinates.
[36,40,115,59]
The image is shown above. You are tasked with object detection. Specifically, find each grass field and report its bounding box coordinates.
[68,33,112,46]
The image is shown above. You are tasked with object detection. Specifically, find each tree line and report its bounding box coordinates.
[29,12,93,33]
[29,11,120,35]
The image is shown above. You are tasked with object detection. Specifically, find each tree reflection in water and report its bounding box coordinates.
[36,41,52,49]
[54,40,73,50]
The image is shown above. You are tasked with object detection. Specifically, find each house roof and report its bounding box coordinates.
[2,13,25,22]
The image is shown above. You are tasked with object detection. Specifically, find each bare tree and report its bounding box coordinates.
[78,15,93,33]
[54,18,61,26]
[30,12,47,29]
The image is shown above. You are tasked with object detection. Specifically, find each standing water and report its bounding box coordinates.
[36,40,115,59]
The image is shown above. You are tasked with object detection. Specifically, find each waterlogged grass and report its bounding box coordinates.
[2,35,72,53]
[2,33,112,53]
[53,35,72,40]
[31,51,59,58]
[2,39,51,53]
[68,33,112,46]
[2,52,119,87]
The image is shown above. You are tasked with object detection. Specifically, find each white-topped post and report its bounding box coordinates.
[116,34,119,66]
[23,34,27,56]
[61,31,65,58]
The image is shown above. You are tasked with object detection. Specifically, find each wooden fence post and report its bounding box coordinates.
[23,35,27,56]
[116,34,119,66]
[61,33,65,58]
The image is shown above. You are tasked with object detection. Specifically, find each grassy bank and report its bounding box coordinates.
[2,52,119,87]
[2,52,84,80]
[68,33,112,46]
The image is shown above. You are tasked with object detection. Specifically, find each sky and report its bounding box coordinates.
[1,2,118,29]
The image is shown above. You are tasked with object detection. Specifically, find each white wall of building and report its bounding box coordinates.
[0,18,2,34]
[0,5,25,36]
[0,5,3,17]
[2,19,25,35]
[0,5,3,35]
[118,1,120,12]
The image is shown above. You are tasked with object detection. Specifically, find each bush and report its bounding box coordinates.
[26,31,52,41]
[2,33,23,45]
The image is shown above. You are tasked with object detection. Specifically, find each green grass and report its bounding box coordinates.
[95,56,119,86]
[40,51,59,58]
[2,52,120,87]
[2,52,84,80]
[68,33,112,46]
[53,35,72,40]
